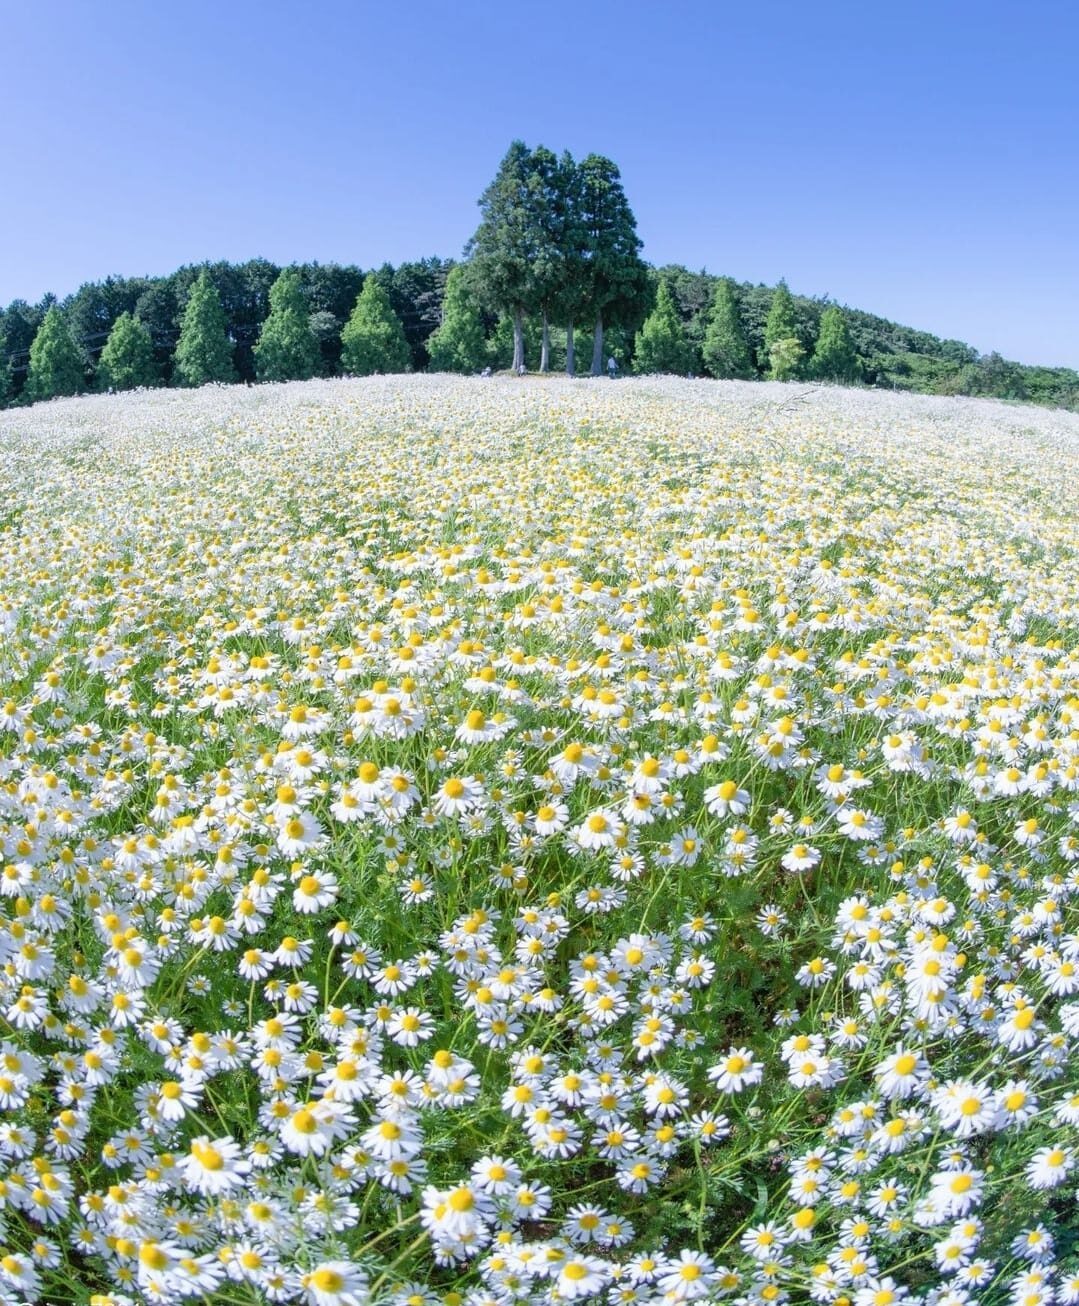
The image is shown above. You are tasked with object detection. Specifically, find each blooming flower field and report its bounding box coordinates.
[1,375,1078,1306]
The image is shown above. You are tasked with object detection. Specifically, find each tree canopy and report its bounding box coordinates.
[1,141,1076,410]
[173,271,236,387]
[811,305,860,383]
[702,278,754,379]
[340,275,411,376]
[467,144,649,375]
[427,267,488,374]
[634,281,695,375]
[254,269,320,382]
[97,312,157,391]
[26,307,84,401]
[467,141,537,373]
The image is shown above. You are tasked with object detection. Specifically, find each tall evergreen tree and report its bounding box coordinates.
[634,281,695,375]
[340,275,410,375]
[554,151,589,375]
[427,267,487,373]
[702,278,754,378]
[174,272,236,386]
[576,154,649,374]
[810,305,860,382]
[764,279,800,378]
[97,313,157,391]
[254,269,319,382]
[468,141,536,372]
[768,336,805,381]
[26,307,84,401]
[525,145,569,373]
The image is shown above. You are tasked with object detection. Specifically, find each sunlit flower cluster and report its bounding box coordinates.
[0,375,1077,1305]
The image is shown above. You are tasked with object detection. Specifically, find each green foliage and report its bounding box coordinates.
[64,275,148,367]
[525,147,579,368]
[298,263,367,375]
[634,280,696,374]
[467,144,649,375]
[3,140,1078,410]
[132,280,180,383]
[26,306,85,401]
[467,140,537,362]
[173,271,236,386]
[254,268,320,382]
[576,153,650,372]
[702,278,755,379]
[810,305,860,383]
[427,267,488,373]
[385,258,453,370]
[307,311,342,377]
[340,275,410,376]
[97,313,157,391]
[768,336,805,381]
[0,300,44,401]
[764,280,798,358]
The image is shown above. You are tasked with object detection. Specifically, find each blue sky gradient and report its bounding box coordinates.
[4,0,1077,365]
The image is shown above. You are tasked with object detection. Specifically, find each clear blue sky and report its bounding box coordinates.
[4,0,1077,366]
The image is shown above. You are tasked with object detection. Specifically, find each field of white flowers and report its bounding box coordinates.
[1,375,1078,1306]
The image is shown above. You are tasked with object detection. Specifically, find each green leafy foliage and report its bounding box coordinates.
[97,312,158,391]
[634,280,696,374]
[64,275,148,368]
[340,275,410,375]
[254,268,320,382]
[810,305,860,382]
[427,267,488,373]
[764,280,800,375]
[26,306,85,400]
[173,271,236,386]
[702,278,755,379]
[468,140,537,371]
[768,335,805,381]
[576,153,650,373]
[2,142,1077,410]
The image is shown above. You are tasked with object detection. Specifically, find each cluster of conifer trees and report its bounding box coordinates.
[2,141,1077,409]
[8,269,412,402]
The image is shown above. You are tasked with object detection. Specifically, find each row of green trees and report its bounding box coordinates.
[3,139,1077,408]
[13,270,412,401]
[0,255,449,404]
[632,277,859,381]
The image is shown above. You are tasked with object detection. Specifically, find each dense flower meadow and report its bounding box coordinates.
[1,375,1078,1306]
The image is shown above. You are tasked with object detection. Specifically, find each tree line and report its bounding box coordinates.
[2,141,1076,409]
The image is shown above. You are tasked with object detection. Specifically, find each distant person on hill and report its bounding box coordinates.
[607,355,618,379]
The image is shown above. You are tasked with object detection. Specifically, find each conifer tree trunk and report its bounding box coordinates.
[591,310,604,375]
[512,306,525,372]
[566,323,575,376]
[540,311,550,373]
